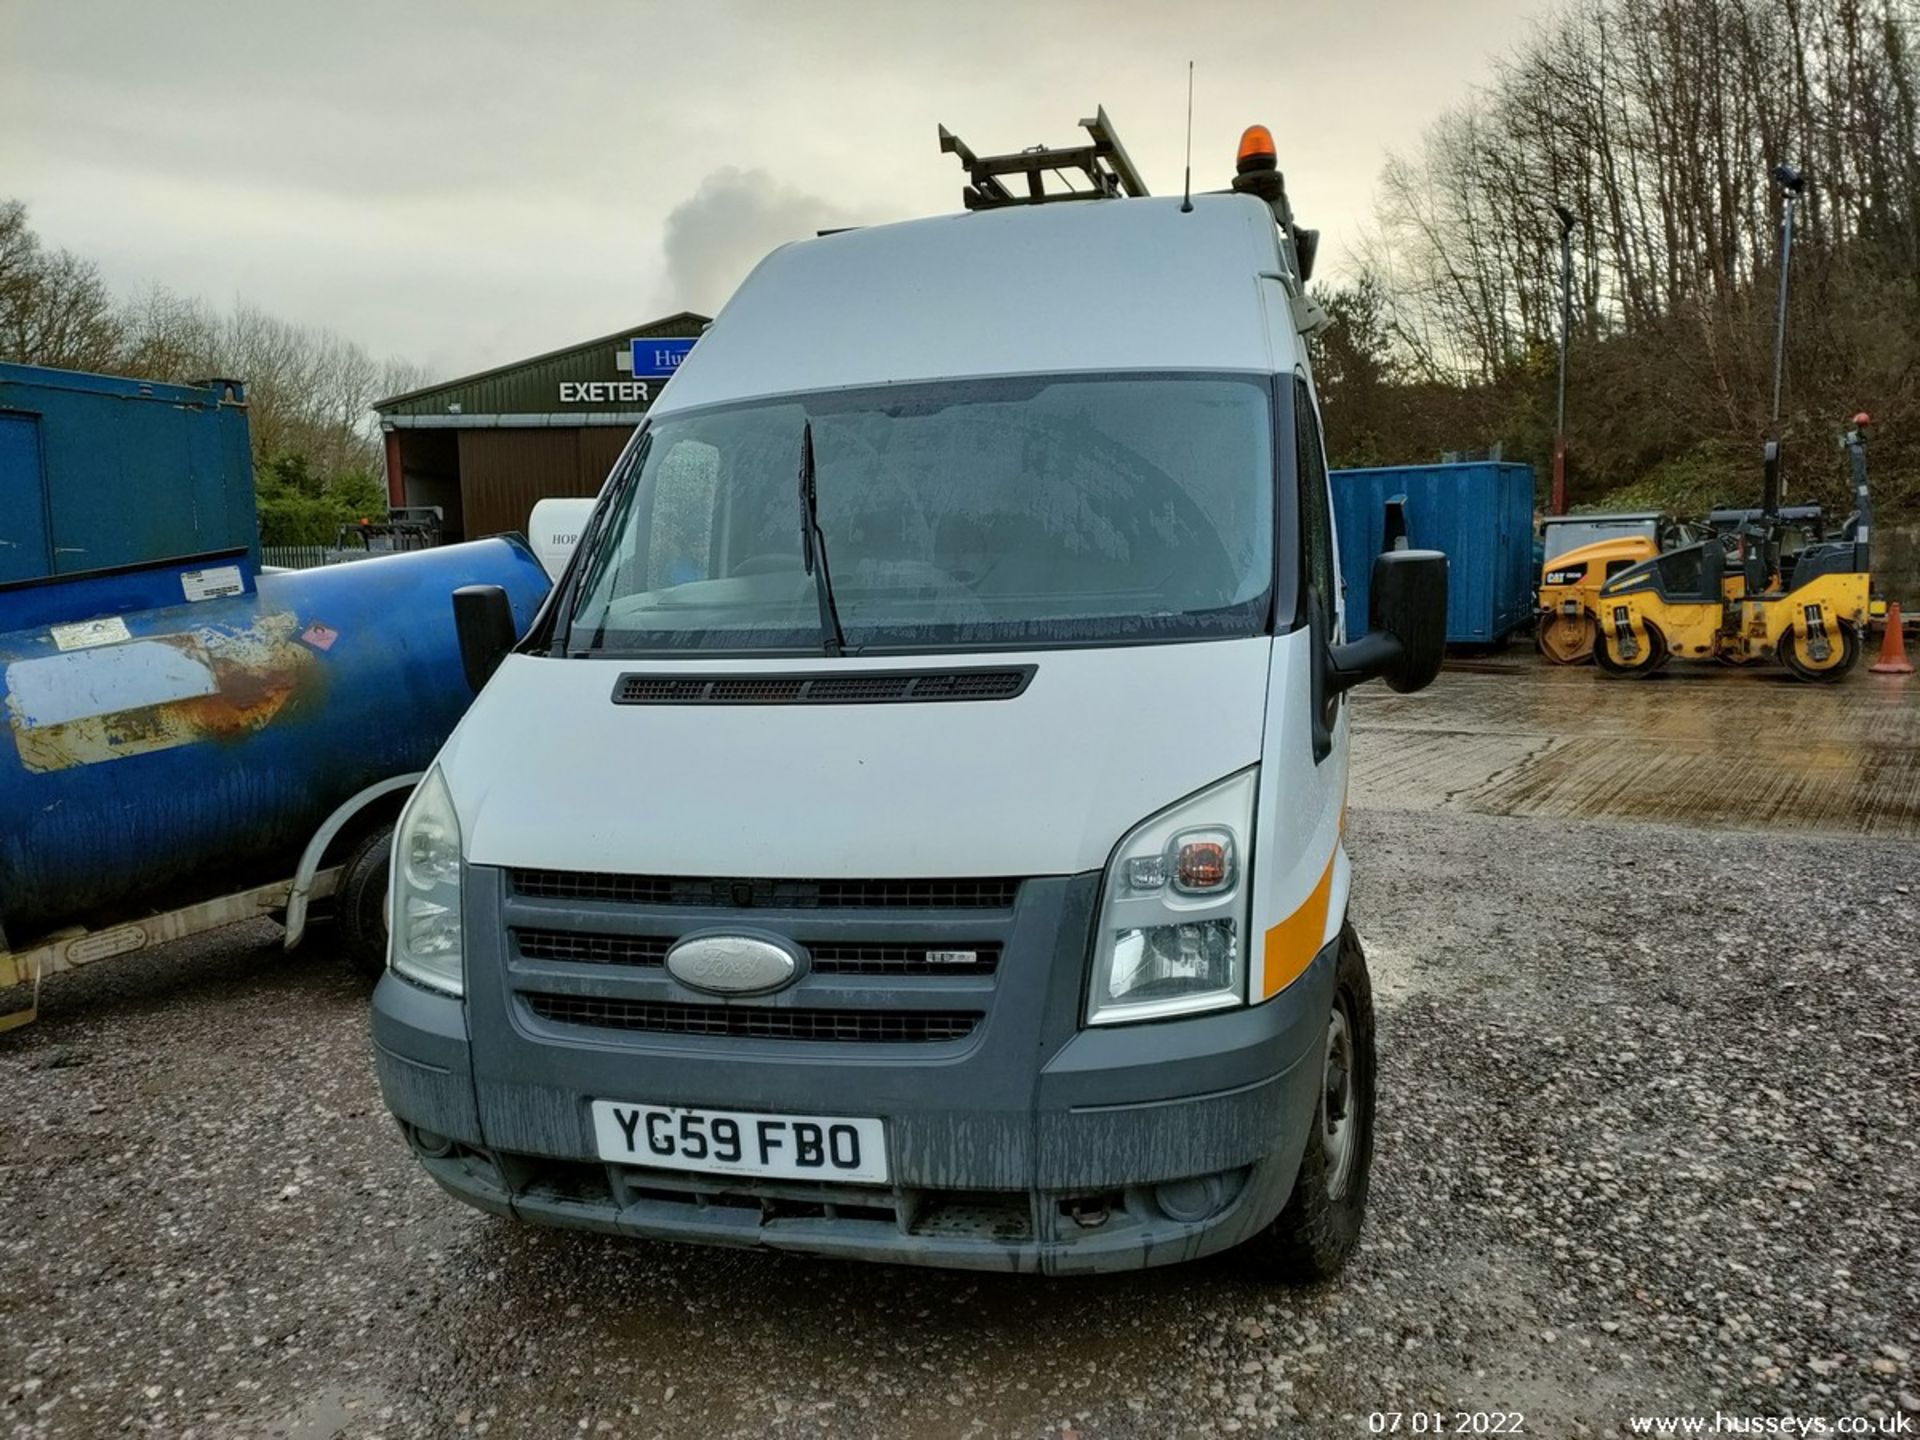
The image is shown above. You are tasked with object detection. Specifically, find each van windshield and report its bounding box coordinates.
[565,373,1275,655]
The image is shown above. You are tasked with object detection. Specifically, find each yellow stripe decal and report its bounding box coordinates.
[1261,851,1337,999]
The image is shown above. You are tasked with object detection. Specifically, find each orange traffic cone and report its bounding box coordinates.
[1870,601,1914,675]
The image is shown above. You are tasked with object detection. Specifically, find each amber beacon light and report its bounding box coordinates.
[1236,125,1277,173]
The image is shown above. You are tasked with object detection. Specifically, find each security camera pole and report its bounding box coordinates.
[1551,204,1578,516]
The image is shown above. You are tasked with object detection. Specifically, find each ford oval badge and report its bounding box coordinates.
[665,933,802,996]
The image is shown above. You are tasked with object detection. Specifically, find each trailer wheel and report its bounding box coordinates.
[336,821,394,980]
[1779,620,1860,683]
[1247,924,1376,1282]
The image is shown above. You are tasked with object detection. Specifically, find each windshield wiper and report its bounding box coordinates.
[797,420,848,656]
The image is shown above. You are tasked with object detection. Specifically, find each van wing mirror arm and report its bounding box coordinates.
[1326,632,1404,695]
[1323,550,1448,697]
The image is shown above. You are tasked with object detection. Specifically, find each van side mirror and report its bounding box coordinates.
[452,584,518,693]
[1328,550,1448,695]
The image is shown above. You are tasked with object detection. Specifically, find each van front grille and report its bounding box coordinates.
[525,994,980,1044]
[516,930,672,966]
[515,930,1000,977]
[510,871,1021,911]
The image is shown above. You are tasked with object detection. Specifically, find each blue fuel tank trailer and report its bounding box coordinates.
[0,540,551,944]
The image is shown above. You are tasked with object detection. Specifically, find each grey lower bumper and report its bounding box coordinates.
[371,870,1337,1275]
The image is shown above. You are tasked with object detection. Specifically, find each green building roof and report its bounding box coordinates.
[374,312,710,421]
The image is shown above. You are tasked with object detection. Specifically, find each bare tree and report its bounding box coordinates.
[2,200,440,495]
[0,199,124,372]
[1349,0,1920,509]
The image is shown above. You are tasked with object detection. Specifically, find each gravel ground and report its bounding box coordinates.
[3,797,1917,1436]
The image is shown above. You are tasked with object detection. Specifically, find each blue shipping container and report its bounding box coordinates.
[0,362,258,585]
[1332,462,1536,645]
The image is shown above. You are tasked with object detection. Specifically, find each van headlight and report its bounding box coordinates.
[390,766,464,996]
[1088,768,1257,1026]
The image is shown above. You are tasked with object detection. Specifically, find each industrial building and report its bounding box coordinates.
[373,312,708,542]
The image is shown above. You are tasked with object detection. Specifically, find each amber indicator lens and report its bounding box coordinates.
[1175,838,1230,892]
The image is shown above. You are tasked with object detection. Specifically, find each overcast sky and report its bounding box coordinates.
[2,0,1551,381]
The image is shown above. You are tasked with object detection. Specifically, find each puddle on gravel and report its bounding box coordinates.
[264,1383,400,1439]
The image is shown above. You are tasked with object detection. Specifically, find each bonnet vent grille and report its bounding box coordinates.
[612,667,1034,706]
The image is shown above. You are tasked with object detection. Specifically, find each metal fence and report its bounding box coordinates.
[259,545,393,570]
[261,546,342,570]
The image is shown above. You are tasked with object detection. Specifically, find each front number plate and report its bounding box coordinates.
[591,1101,889,1185]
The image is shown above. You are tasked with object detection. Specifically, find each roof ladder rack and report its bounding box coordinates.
[938,107,1149,211]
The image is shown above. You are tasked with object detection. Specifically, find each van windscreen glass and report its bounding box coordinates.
[565,373,1274,655]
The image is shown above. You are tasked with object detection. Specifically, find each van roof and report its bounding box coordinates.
[653,193,1291,415]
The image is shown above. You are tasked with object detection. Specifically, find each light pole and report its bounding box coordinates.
[1551,204,1578,516]
[1769,163,1805,429]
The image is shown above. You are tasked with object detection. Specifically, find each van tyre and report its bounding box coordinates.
[336,821,394,980]
[1247,924,1376,1282]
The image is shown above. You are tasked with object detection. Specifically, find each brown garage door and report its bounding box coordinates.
[457,427,635,540]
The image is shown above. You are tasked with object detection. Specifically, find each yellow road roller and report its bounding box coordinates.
[1536,520,1664,664]
[1594,417,1874,683]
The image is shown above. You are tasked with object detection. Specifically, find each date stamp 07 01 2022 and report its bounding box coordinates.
[1368,1415,1526,1435]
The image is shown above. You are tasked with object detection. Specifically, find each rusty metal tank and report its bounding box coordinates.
[0,538,550,944]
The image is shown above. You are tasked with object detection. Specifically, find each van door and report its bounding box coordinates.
[1247,376,1351,1006]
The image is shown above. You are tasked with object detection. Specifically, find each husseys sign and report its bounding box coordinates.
[554,338,698,405]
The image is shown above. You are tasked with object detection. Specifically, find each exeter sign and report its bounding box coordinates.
[557,381,652,404]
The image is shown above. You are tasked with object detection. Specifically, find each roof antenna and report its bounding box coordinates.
[1180,62,1195,213]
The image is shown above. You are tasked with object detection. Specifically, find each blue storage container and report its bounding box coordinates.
[0,362,258,584]
[1332,462,1536,644]
[0,360,562,953]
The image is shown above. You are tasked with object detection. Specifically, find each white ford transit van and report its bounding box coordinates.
[373,127,1446,1277]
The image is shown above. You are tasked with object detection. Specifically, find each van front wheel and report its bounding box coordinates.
[1246,924,1376,1282]
[336,821,394,980]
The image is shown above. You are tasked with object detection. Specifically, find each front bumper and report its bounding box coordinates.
[371,867,1335,1274]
